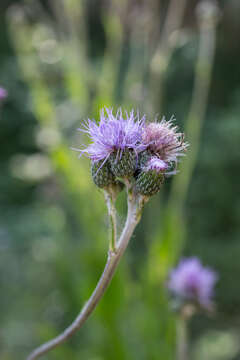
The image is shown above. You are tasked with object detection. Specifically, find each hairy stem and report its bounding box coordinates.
[27,192,144,360]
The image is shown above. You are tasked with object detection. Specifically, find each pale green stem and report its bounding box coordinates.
[168,2,219,212]
[27,190,146,360]
[147,1,219,283]
[148,0,188,113]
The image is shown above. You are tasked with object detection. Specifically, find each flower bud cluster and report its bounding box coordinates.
[77,108,188,197]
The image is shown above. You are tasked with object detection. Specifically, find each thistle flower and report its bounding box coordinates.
[168,257,218,309]
[142,117,188,174]
[76,109,188,192]
[79,108,145,162]
[135,116,188,196]
[0,87,8,101]
[79,108,145,178]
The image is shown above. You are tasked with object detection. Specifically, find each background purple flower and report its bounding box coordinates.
[0,87,8,101]
[168,257,218,308]
[78,108,145,162]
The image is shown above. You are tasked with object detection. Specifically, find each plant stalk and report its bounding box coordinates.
[177,314,189,360]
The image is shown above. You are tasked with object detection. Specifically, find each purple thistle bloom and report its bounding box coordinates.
[146,157,168,172]
[78,108,146,163]
[142,117,188,173]
[168,257,218,308]
[0,87,8,101]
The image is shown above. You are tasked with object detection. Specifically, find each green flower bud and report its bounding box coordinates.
[135,157,167,196]
[136,170,164,196]
[109,150,136,178]
[91,160,115,188]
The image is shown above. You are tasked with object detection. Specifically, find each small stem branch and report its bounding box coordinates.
[27,192,144,360]
[104,190,117,252]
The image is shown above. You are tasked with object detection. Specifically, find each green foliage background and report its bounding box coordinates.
[0,0,240,359]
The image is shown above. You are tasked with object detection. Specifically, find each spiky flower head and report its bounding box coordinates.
[0,87,8,101]
[142,117,188,174]
[75,109,188,193]
[79,108,145,163]
[168,257,218,309]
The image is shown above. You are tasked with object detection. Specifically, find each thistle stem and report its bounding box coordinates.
[27,192,144,360]
[177,314,189,360]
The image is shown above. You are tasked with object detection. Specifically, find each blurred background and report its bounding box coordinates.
[0,0,240,359]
